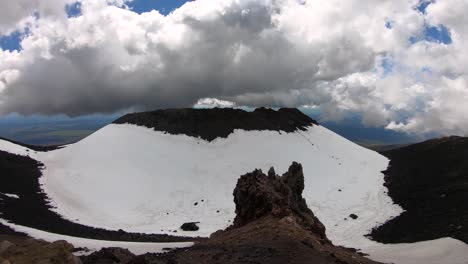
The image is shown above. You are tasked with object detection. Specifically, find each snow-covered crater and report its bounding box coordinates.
[37,123,402,249]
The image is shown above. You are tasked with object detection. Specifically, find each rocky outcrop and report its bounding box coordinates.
[232,162,327,240]
[0,239,81,264]
[113,108,318,141]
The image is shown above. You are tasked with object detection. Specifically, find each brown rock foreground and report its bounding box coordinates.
[0,238,81,264]
[1,162,382,264]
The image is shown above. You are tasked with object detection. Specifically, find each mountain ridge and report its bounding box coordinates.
[371,136,468,244]
[113,107,318,141]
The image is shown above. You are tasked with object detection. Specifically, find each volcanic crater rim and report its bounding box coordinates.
[113,107,318,141]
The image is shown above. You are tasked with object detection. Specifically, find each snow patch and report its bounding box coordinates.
[364,237,468,264]
[0,218,193,255]
[0,192,19,199]
[0,139,37,158]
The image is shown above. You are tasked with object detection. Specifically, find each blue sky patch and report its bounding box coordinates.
[127,0,191,15]
[0,31,23,52]
[410,24,452,45]
[410,0,453,46]
[385,19,393,29]
[65,2,82,18]
[416,0,434,14]
[381,57,394,76]
[424,24,452,44]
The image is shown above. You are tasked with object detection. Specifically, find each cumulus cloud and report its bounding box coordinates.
[0,0,467,136]
[0,0,75,34]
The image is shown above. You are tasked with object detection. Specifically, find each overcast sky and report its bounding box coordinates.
[0,0,467,137]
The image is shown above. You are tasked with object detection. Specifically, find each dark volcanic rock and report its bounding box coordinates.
[82,247,136,264]
[371,136,468,244]
[349,214,358,220]
[232,162,327,240]
[180,222,199,231]
[113,108,317,141]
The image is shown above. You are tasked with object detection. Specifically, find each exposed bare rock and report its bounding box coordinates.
[0,241,14,255]
[0,239,80,264]
[232,162,327,240]
[371,136,468,243]
[113,108,318,141]
[180,222,200,231]
[81,247,135,264]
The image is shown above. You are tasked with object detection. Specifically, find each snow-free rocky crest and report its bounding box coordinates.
[113,107,318,141]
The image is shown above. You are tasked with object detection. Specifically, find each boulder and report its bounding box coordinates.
[180,222,199,231]
[349,214,358,220]
[0,239,78,264]
[81,247,135,264]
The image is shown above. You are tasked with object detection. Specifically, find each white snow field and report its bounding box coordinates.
[0,139,38,158]
[1,124,468,263]
[0,219,193,255]
[38,124,401,244]
[364,237,468,264]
